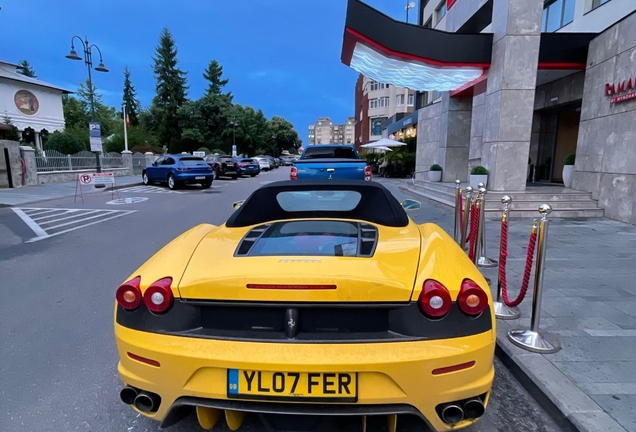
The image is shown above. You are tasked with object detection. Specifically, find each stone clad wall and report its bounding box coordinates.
[573,12,636,224]
[414,102,442,180]
[468,92,486,175]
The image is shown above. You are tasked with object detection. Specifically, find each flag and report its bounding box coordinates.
[125,114,130,127]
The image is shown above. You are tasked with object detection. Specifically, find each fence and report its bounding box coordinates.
[35,149,124,172]
[132,152,146,175]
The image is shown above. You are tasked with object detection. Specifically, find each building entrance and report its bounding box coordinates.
[535,103,580,183]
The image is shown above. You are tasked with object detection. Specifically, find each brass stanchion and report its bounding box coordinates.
[460,186,473,248]
[476,183,498,268]
[507,204,561,353]
[471,187,485,265]
[494,196,520,320]
[453,179,462,244]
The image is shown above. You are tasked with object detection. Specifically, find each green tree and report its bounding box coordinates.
[0,115,21,141]
[152,27,188,152]
[103,125,159,153]
[122,66,140,127]
[62,94,89,129]
[203,60,231,97]
[74,79,118,137]
[16,60,36,78]
[269,116,301,155]
[44,131,85,154]
[178,92,233,153]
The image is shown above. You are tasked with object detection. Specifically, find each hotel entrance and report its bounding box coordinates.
[534,103,581,184]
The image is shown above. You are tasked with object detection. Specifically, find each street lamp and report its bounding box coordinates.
[405,1,415,23]
[271,133,277,157]
[66,36,109,176]
[230,117,239,156]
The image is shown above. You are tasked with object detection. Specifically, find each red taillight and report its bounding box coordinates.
[239,163,247,167]
[458,279,489,316]
[418,280,452,318]
[116,276,142,311]
[364,165,371,181]
[143,277,174,314]
[290,166,298,180]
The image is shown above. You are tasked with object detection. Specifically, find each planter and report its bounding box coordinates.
[470,174,488,189]
[562,165,574,188]
[428,170,442,182]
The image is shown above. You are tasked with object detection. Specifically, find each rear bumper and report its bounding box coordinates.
[174,172,214,183]
[115,324,495,431]
[238,167,259,175]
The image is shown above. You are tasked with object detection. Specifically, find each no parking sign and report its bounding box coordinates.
[74,172,117,204]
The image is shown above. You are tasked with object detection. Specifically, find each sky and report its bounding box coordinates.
[0,0,408,142]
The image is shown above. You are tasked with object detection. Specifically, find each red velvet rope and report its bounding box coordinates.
[501,222,538,307]
[468,203,479,262]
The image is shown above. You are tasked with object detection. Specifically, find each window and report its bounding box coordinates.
[423,17,433,28]
[433,90,442,100]
[318,121,322,125]
[302,146,358,159]
[416,91,429,109]
[542,0,575,32]
[380,96,390,107]
[591,0,611,9]
[436,0,446,22]
[408,94,414,106]
[369,98,379,109]
[396,94,405,106]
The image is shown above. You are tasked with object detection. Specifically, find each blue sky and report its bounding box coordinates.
[1,0,406,141]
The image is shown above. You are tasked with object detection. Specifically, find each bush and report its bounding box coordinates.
[130,144,161,154]
[471,165,489,175]
[430,164,442,171]
[197,147,212,155]
[210,148,224,155]
[44,131,85,154]
[563,154,575,165]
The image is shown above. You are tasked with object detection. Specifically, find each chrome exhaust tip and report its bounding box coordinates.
[440,403,464,424]
[133,391,161,413]
[463,397,485,419]
[120,386,139,405]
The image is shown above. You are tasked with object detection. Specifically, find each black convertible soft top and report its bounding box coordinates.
[225,180,409,228]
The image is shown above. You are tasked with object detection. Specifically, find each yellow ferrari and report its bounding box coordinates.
[114,180,495,431]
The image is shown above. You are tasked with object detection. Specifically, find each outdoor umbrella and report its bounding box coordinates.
[361,137,407,148]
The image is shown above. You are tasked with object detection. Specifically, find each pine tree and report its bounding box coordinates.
[16,60,36,78]
[203,60,230,97]
[122,66,140,127]
[152,28,188,152]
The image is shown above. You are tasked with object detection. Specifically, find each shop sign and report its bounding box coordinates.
[447,0,457,9]
[605,78,636,104]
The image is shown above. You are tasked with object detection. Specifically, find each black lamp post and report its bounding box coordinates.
[230,117,239,156]
[66,36,109,175]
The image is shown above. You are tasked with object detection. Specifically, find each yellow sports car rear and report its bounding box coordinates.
[114,180,495,431]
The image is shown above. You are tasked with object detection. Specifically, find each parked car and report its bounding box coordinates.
[256,155,278,169]
[142,154,214,190]
[291,144,371,181]
[252,156,271,171]
[280,156,295,166]
[234,158,260,177]
[205,154,239,180]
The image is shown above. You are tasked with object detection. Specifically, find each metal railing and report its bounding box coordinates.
[36,149,124,172]
[132,152,146,175]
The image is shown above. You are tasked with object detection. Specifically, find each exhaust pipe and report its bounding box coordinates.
[120,386,139,405]
[463,397,485,419]
[133,391,161,413]
[440,403,464,424]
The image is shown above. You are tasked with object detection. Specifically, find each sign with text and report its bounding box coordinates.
[605,77,636,104]
[89,122,103,152]
[78,172,115,185]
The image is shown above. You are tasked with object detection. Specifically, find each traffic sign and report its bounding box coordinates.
[89,122,103,152]
[77,172,115,185]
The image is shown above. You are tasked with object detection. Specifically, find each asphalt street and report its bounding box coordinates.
[0,168,561,432]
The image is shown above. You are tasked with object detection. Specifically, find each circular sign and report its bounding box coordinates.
[14,90,39,116]
[106,197,148,205]
[79,174,93,185]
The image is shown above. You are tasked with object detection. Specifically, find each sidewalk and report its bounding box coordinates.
[0,176,143,207]
[395,180,636,432]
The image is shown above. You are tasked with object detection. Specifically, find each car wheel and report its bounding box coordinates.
[250,174,256,177]
[232,175,238,180]
[201,181,212,189]
[168,174,177,190]
[142,171,149,185]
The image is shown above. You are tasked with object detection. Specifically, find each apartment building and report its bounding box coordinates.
[307,117,355,145]
[341,0,636,225]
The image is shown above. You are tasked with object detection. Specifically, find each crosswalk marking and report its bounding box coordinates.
[13,207,136,243]
[119,186,185,194]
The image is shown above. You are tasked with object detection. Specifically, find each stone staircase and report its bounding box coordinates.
[405,180,605,219]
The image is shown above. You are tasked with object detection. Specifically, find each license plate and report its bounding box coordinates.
[195,176,205,180]
[227,369,357,401]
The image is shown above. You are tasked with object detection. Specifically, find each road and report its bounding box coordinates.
[0,168,561,432]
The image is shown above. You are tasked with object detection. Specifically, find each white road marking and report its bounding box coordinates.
[38,210,103,225]
[45,211,121,230]
[23,209,60,217]
[106,197,149,205]
[119,186,185,194]
[12,208,49,240]
[31,209,81,221]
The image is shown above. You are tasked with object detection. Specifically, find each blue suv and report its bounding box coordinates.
[142,154,215,190]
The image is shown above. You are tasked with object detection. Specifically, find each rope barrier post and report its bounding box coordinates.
[470,187,485,264]
[453,180,462,244]
[494,196,521,320]
[460,186,473,249]
[476,183,498,268]
[508,204,561,353]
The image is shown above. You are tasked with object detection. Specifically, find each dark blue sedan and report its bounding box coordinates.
[234,158,260,177]
[142,154,215,190]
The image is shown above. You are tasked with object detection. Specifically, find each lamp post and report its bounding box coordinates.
[230,116,239,156]
[405,1,415,23]
[65,36,109,175]
[271,133,277,157]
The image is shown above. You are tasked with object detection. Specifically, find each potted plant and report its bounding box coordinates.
[470,165,489,189]
[562,154,575,188]
[428,164,442,182]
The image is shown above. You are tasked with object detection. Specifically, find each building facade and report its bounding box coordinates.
[307,117,355,145]
[341,0,636,224]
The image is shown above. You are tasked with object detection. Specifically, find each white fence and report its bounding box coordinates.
[35,150,124,172]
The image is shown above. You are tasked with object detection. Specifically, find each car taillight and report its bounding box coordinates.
[290,166,298,180]
[143,277,174,314]
[418,280,452,318]
[364,165,372,181]
[116,276,142,311]
[176,167,190,171]
[458,279,489,316]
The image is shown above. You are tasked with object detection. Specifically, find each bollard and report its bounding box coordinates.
[470,187,486,264]
[507,204,561,353]
[476,183,498,268]
[494,196,521,320]
[454,180,462,244]
[460,186,473,248]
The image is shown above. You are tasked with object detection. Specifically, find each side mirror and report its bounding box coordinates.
[232,200,245,210]
[401,199,421,210]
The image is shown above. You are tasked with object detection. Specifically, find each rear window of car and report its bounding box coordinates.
[248,221,359,257]
[302,146,357,159]
[179,157,206,166]
[276,190,362,212]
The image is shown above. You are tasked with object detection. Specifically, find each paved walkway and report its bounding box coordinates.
[385,178,635,432]
[0,176,143,207]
